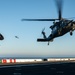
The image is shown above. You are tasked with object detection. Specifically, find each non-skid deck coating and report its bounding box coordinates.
[0,61,75,75]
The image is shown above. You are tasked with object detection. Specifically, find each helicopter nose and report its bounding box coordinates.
[0,33,4,40]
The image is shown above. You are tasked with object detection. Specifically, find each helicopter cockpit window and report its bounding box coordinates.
[61,21,66,27]
[53,26,57,32]
[61,21,64,26]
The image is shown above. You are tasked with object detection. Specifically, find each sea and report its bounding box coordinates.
[0,56,75,59]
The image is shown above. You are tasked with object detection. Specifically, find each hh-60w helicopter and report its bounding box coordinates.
[21,0,75,45]
[0,33,4,40]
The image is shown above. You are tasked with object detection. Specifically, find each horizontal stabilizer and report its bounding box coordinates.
[37,38,48,42]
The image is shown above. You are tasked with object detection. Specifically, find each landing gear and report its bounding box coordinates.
[48,42,49,45]
[70,31,73,36]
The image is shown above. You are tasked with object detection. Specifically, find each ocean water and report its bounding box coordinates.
[0,56,75,59]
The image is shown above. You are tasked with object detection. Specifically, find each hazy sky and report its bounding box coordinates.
[0,0,75,57]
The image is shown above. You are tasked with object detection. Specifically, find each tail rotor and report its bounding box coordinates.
[41,27,45,35]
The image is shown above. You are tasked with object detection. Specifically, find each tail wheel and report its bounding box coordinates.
[48,42,49,45]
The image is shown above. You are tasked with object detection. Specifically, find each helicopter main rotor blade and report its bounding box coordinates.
[55,0,63,20]
[21,19,58,21]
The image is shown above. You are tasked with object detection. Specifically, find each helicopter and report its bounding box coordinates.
[15,36,19,39]
[21,0,75,45]
[0,33,4,40]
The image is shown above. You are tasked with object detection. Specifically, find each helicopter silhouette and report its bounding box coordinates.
[21,0,75,45]
[15,36,19,39]
[0,33,4,40]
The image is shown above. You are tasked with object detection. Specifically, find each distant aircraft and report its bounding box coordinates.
[0,33,4,40]
[15,36,19,39]
[21,0,75,45]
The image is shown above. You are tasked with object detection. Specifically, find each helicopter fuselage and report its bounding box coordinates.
[48,20,75,41]
[37,19,75,43]
[0,33,4,40]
